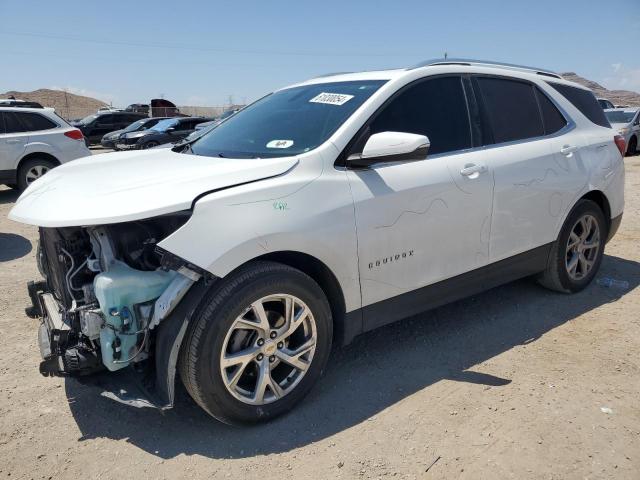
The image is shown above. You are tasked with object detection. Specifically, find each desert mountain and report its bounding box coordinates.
[1,88,107,120]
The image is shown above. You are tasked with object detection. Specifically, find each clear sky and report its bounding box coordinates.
[0,0,638,107]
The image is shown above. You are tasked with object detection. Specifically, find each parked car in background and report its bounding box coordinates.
[101,117,170,149]
[116,117,212,149]
[605,108,639,155]
[0,106,90,190]
[597,98,615,109]
[72,111,148,145]
[97,106,122,112]
[9,59,625,424]
[193,109,240,133]
[124,103,150,115]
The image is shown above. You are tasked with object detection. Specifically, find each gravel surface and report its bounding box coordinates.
[0,156,639,480]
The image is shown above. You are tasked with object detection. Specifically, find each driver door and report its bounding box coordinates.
[345,75,494,329]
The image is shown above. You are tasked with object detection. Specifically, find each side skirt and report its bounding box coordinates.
[357,243,553,334]
[0,169,17,184]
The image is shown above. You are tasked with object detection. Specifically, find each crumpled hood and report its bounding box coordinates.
[9,149,299,227]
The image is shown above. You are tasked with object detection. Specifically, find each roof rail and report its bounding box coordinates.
[409,58,562,79]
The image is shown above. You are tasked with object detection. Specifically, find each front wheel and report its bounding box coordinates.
[142,141,159,149]
[538,199,606,293]
[179,261,333,424]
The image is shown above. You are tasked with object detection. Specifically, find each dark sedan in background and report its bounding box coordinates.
[115,117,213,150]
[72,111,148,145]
[101,117,170,148]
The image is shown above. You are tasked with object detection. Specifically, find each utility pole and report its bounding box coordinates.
[444,51,448,59]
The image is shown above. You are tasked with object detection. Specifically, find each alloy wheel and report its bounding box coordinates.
[219,294,317,405]
[25,165,50,185]
[565,214,600,280]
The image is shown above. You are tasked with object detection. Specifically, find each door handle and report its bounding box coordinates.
[460,164,487,177]
[5,139,22,144]
[560,144,578,155]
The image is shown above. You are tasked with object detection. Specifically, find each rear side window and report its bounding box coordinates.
[548,83,610,128]
[476,77,544,144]
[369,76,472,155]
[14,112,57,131]
[534,88,567,135]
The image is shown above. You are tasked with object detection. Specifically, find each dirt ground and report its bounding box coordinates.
[0,151,639,480]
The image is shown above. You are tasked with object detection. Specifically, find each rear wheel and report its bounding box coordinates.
[17,158,56,191]
[179,261,333,424]
[538,199,606,293]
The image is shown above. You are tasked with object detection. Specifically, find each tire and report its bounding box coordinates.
[17,158,57,191]
[5,183,18,190]
[626,136,637,156]
[538,199,606,293]
[142,141,159,149]
[179,261,333,425]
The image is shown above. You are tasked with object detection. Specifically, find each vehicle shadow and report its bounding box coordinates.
[0,233,32,262]
[65,254,640,459]
[0,187,19,205]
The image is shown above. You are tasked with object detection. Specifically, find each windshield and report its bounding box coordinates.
[123,119,150,132]
[151,118,179,132]
[190,80,386,159]
[605,110,636,124]
[77,114,98,125]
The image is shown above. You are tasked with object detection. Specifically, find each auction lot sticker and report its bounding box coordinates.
[266,139,294,149]
[309,92,354,106]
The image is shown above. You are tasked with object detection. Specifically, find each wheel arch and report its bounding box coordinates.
[579,189,611,233]
[17,151,60,171]
[251,250,353,346]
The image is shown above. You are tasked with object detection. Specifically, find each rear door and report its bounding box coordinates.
[0,111,30,171]
[473,76,587,261]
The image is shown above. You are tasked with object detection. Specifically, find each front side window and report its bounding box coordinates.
[476,77,544,144]
[368,76,472,155]
[190,80,386,159]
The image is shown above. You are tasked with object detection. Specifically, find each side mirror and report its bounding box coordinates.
[348,131,430,168]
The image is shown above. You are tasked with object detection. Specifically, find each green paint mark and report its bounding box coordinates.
[273,201,289,211]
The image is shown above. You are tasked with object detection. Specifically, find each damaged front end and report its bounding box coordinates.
[29,212,207,401]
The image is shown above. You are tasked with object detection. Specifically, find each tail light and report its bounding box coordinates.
[64,129,84,141]
[614,135,626,157]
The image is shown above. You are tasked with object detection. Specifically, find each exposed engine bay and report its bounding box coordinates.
[29,212,203,378]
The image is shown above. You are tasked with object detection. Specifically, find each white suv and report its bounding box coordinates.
[0,106,90,190]
[10,59,625,424]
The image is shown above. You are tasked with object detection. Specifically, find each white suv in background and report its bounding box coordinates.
[10,59,625,425]
[0,106,90,190]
